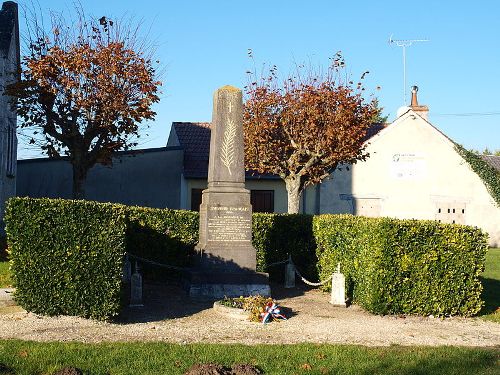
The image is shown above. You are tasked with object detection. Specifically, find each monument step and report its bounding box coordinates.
[187,270,269,285]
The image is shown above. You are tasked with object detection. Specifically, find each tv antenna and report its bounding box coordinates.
[389,35,429,105]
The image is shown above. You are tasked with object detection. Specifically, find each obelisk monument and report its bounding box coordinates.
[187,86,270,298]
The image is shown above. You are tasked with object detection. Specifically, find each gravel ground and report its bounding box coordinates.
[0,283,499,347]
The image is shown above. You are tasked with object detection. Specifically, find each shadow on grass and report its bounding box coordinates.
[356,347,499,375]
[479,276,500,316]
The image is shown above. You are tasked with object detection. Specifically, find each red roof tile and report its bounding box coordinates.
[173,122,211,178]
[173,121,388,178]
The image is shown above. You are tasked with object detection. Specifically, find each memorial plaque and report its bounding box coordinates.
[187,86,270,298]
[207,206,251,243]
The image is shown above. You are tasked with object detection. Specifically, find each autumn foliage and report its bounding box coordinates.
[7,12,160,198]
[244,54,381,213]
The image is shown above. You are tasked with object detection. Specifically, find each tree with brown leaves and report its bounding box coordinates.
[244,54,380,213]
[6,10,160,198]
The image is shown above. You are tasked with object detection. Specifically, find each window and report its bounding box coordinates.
[190,188,203,211]
[250,190,274,213]
[191,188,275,213]
[435,202,466,225]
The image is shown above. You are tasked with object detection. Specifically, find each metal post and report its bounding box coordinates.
[284,254,295,289]
[389,36,429,106]
[402,45,407,105]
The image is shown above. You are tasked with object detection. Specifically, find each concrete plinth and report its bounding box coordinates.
[186,270,270,299]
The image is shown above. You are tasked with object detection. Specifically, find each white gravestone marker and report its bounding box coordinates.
[330,262,347,307]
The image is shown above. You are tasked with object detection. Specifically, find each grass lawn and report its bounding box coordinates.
[0,261,11,288]
[0,340,498,375]
[480,247,500,322]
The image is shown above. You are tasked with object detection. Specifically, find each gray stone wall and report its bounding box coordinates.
[0,1,19,225]
[17,147,184,209]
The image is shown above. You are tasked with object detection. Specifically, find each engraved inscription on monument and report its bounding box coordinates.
[207,206,251,242]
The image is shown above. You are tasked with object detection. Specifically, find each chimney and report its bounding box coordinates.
[410,85,429,120]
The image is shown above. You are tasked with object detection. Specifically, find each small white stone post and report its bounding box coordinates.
[284,255,295,288]
[129,262,144,307]
[330,262,347,307]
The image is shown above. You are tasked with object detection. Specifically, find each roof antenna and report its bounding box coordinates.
[389,35,429,105]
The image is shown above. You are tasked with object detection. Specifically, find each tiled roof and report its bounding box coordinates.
[364,122,388,141]
[173,121,387,179]
[173,122,211,178]
[481,155,500,173]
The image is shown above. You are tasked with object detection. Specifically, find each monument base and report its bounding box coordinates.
[184,270,271,299]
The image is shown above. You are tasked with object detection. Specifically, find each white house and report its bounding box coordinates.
[320,87,500,246]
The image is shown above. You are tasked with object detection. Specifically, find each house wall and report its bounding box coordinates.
[17,148,184,208]
[0,1,19,226]
[320,110,500,247]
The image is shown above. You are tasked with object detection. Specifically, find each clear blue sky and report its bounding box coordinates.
[16,0,500,159]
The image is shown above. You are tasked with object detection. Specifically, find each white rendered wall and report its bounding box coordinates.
[320,110,500,247]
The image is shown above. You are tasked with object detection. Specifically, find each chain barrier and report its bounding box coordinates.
[126,253,188,272]
[268,255,333,287]
[294,267,332,286]
[126,253,332,287]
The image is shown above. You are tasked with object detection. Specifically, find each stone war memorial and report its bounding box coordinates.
[186,85,270,299]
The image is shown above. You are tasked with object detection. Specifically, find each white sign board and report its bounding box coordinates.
[391,153,427,180]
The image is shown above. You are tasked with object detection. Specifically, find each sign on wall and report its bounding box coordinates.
[390,153,427,180]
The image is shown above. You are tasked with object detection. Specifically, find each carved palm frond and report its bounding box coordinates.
[221,118,236,175]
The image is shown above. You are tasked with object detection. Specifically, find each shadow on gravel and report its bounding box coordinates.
[117,281,309,324]
[118,282,213,323]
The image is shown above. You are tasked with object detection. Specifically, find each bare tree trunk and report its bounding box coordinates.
[285,176,302,214]
[72,161,87,200]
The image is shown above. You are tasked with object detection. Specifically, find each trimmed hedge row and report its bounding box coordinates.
[126,206,198,274]
[5,198,317,320]
[5,198,127,320]
[253,213,317,280]
[314,215,488,317]
[125,210,317,280]
[6,198,488,319]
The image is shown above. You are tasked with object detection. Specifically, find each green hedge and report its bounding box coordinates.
[253,213,317,280]
[5,198,127,320]
[125,210,316,281]
[126,206,198,275]
[4,199,315,320]
[6,198,488,319]
[314,215,488,317]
